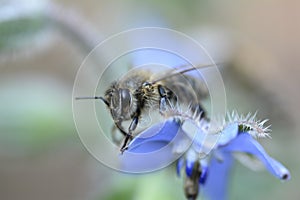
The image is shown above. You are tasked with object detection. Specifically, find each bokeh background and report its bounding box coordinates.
[0,0,299,199]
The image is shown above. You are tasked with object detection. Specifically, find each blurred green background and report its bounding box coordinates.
[0,0,299,199]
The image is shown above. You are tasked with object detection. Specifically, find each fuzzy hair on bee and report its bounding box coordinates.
[76,63,218,152]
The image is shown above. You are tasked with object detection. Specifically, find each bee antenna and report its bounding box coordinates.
[75,96,109,106]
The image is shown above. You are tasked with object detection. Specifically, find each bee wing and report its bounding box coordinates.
[151,62,221,83]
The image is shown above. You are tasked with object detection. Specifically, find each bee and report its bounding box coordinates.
[76,63,216,152]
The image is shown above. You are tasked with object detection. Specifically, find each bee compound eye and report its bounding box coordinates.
[120,89,132,111]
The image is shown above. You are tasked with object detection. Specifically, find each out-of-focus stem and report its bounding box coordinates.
[0,1,104,56]
[44,3,103,54]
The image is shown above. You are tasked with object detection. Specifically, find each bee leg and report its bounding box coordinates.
[159,96,168,113]
[114,121,133,152]
[115,121,127,136]
[120,116,138,153]
[158,85,169,113]
[158,85,176,113]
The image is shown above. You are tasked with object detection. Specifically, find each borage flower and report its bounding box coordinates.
[178,121,290,200]
[121,112,290,200]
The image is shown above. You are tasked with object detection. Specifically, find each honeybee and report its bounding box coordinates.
[76,63,215,152]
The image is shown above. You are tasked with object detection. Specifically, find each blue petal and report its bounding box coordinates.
[199,164,208,184]
[185,150,198,177]
[176,157,184,177]
[185,159,194,178]
[189,123,238,157]
[181,118,218,156]
[221,132,290,180]
[217,123,239,146]
[203,152,234,200]
[120,120,182,172]
[128,120,180,153]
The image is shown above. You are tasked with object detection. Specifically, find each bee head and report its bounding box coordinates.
[106,86,133,120]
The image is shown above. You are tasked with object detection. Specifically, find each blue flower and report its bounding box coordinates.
[199,123,290,200]
[120,119,188,172]
[121,119,290,199]
[180,122,290,200]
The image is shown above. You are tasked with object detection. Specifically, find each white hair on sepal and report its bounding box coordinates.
[207,114,227,134]
[227,110,272,139]
[161,102,226,136]
[161,102,271,140]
